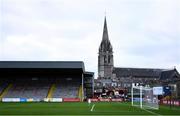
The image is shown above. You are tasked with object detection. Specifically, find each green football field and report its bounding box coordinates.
[0,102,180,115]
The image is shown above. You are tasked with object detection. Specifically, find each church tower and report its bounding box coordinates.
[98,17,114,79]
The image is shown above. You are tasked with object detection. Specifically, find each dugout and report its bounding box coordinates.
[0,61,94,101]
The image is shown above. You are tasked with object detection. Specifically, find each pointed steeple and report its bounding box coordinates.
[99,17,113,52]
[102,16,109,41]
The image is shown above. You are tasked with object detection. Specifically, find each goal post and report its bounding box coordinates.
[131,85,142,108]
[131,84,159,110]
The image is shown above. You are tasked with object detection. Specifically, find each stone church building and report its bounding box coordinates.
[95,17,180,98]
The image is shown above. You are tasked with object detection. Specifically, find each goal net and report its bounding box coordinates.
[131,85,159,110]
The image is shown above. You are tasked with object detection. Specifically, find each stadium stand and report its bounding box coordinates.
[4,83,51,100]
[0,61,94,101]
[53,82,80,98]
[1,82,81,100]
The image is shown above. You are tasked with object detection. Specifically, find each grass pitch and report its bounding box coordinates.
[0,102,180,115]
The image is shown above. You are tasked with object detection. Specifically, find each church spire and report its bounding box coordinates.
[99,17,113,52]
[98,16,114,79]
[102,16,109,41]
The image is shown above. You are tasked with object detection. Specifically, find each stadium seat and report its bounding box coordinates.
[4,82,51,100]
[53,81,80,98]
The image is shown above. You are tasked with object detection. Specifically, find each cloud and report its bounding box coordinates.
[0,0,180,78]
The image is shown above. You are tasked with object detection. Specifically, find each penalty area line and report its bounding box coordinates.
[90,104,95,112]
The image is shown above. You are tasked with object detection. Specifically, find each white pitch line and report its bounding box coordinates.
[90,104,95,112]
[141,108,162,116]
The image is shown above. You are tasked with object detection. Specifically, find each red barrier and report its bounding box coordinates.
[99,98,110,102]
[90,98,99,102]
[63,98,80,102]
[161,100,180,106]
[174,101,180,106]
[89,98,123,102]
[63,98,123,102]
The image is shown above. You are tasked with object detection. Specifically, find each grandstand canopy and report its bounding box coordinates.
[0,61,85,78]
[0,61,84,70]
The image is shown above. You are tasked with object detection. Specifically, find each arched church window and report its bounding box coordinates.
[108,55,110,63]
[104,55,107,63]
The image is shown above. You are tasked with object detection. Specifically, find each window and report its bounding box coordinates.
[104,55,107,63]
[108,55,111,63]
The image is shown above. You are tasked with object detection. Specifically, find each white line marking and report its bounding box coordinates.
[90,104,95,112]
[141,108,162,116]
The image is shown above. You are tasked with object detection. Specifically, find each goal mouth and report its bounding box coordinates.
[131,85,159,110]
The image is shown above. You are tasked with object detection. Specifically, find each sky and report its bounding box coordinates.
[0,0,180,78]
